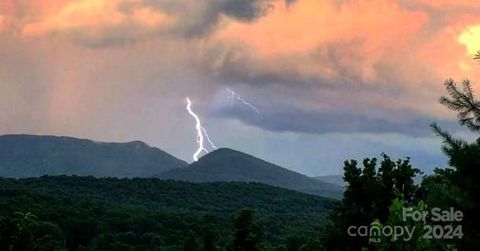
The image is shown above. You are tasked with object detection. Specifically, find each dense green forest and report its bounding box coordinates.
[0,176,333,250]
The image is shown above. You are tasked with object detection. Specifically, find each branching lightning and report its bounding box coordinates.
[185,89,255,162]
[202,127,217,150]
[226,88,260,114]
[185,97,216,162]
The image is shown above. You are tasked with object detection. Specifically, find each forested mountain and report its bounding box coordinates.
[314,175,345,187]
[0,175,334,250]
[156,148,343,198]
[0,135,187,178]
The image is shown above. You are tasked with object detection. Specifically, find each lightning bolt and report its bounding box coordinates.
[202,127,217,150]
[185,97,216,161]
[226,88,260,114]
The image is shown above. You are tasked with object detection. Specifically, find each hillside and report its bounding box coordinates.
[0,176,334,250]
[314,175,345,187]
[156,148,343,198]
[0,134,187,178]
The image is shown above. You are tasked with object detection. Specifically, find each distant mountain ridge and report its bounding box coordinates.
[156,148,343,198]
[0,134,343,199]
[314,175,345,187]
[0,134,187,178]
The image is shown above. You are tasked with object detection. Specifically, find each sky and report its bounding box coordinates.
[0,0,479,176]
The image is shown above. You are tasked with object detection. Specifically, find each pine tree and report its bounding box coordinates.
[427,52,480,249]
[435,79,480,132]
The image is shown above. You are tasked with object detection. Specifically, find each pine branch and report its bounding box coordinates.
[439,79,480,132]
[431,123,466,154]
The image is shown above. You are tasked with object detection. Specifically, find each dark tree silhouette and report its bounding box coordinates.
[202,226,218,251]
[322,155,420,251]
[232,209,263,251]
[182,234,200,251]
[436,79,480,132]
[427,54,480,250]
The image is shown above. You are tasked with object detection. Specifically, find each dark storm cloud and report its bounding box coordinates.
[215,104,459,137]
[137,0,276,36]
[223,0,274,21]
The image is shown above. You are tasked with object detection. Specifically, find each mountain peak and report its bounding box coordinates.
[209,147,241,154]
[202,148,241,156]
[197,148,257,161]
[157,148,343,198]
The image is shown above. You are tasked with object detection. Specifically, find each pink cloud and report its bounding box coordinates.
[0,15,4,31]
[412,0,480,9]
[21,0,176,46]
[210,0,428,84]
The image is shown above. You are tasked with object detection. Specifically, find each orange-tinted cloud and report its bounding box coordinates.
[412,0,480,9]
[217,0,426,56]
[22,0,175,46]
[0,15,4,31]
[19,0,278,46]
[0,0,10,32]
[210,0,427,84]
